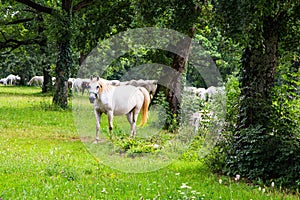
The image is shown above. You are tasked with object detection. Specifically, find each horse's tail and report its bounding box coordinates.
[139,87,150,126]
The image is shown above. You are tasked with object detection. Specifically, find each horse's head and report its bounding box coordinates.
[89,78,100,104]
[88,77,110,103]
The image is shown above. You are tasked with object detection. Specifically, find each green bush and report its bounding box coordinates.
[207,72,300,189]
[152,91,179,132]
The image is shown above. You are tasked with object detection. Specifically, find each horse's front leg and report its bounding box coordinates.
[107,110,114,137]
[94,109,102,143]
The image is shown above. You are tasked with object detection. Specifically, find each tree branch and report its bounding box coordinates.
[72,0,95,13]
[15,0,53,15]
[0,31,40,51]
[5,18,35,25]
[0,37,38,49]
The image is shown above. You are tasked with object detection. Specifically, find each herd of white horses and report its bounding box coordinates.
[1,73,224,140]
[0,74,158,97]
[0,74,21,85]
[0,74,44,86]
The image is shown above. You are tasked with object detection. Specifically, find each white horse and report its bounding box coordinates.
[28,76,43,87]
[88,77,150,142]
[0,78,7,85]
[6,74,20,85]
[73,78,91,95]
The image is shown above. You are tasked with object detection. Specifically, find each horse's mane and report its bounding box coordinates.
[98,78,113,94]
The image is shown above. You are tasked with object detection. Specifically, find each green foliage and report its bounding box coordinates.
[186,28,242,88]
[111,133,174,156]
[216,0,299,47]
[153,91,178,132]
[213,0,299,190]
[224,74,241,128]
[208,71,300,189]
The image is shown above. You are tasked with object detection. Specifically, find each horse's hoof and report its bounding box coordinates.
[93,140,99,144]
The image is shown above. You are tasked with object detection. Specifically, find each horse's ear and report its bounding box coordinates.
[97,77,99,81]
[90,75,93,81]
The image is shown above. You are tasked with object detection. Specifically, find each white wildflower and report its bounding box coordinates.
[258,186,262,191]
[219,179,222,184]
[271,182,275,188]
[235,174,240,181]
[180,183,192,189]
[153,144,160,149]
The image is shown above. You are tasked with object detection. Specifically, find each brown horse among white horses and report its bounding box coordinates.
[88,77,150,142]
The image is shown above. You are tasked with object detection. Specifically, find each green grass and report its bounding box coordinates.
[0,85,299,199]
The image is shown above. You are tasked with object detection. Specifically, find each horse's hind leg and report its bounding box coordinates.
[126,112,135,137]
[131,110,140,137]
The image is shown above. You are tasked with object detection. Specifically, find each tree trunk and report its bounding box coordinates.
[42,67,52,93]
[238,16,279,129]
[37,15,52,93]
[53,0,73,108]
[165,27,195,129]
[39,34,52,93]
[53,35,72,108]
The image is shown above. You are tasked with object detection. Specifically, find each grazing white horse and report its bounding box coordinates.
[73,78,91,95]
[28,76,43,87]
[89,77,150,142]
[5,74,20,85]
[121,79,158,100]
[0,78,7,85]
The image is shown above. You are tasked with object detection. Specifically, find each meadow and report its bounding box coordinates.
[0,85,298,199]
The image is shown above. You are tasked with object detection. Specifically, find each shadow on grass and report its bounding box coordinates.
[0,85,54,97]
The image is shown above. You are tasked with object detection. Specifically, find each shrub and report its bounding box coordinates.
[207,72,300,189]
[152,91,179,132]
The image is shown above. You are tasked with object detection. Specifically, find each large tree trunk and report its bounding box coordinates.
[165,27,195,129]
[53,0,73,108]
[37,14,52,93]
[238,16,279,129]
[42,66,52,93]
[53,33,72,108]
[39,32,52,94]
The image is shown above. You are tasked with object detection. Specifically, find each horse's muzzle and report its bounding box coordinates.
[89,92,97,103]
[89,96,95,103]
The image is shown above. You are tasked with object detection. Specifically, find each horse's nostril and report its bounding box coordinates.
[89,98,94,103]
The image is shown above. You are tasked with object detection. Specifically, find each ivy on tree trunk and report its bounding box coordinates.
[53,14,72,109]
[165,27,195,130]
[238,16,279,130]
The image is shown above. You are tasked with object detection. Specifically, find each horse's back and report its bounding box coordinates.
[111,85,144,115]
